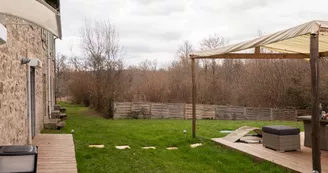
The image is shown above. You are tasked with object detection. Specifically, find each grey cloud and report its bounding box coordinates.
[297,11,328,20]
[119,27,183,42]
[130,0,186,16]
[133,0,157,5]
[199,0,285,14]
[230,0,268,11]
[56,0,328,67]
[121,38,179,54]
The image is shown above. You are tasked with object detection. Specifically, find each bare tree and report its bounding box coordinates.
[139,59,158,71]
[176,40,194,66]
[55,54,68,102]
[199,34,227,104]
[167,41,195,102]
[79,19,123,118]
[200,34,226,50]
[64,28,324,112]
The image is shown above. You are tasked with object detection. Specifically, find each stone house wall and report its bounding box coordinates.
[0,15,55,145]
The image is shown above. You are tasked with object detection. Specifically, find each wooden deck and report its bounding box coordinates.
[33,134,78,173]
[212,132,328,173]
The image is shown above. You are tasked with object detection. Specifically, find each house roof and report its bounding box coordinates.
[191,20,328,58]
[0,0,62,38]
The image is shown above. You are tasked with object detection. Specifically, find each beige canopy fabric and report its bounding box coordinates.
[0,0,62,38]
[191,20,328,57]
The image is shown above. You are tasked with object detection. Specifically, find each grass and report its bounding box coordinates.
[44,102,303,173]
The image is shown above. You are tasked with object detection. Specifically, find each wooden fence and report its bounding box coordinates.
[114,102,310,121]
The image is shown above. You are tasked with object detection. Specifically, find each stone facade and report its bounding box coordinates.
[0,15,55,145]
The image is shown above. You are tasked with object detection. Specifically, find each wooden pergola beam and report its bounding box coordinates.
[191,53,308,59]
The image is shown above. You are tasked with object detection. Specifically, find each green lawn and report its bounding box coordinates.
[45,102,303,173]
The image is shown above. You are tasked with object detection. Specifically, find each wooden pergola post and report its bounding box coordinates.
[191,57,196,138]
[310,33,321,172]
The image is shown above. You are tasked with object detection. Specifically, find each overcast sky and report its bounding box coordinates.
[56,0,328,68]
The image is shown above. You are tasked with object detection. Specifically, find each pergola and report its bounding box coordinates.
[189,20,328,172]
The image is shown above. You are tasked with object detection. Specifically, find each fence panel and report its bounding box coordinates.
[162,103,185,119]
[202,104,216,119]
[228,106,245,120]
[114,102,307,120]
[184,104,203,119]
[114,102,131,119]
[272,109,297,121]
[215,105,228,119]
[150,103,165,119]
[245,107,258,120]
[131,102,151,118]
[258,108,272,120]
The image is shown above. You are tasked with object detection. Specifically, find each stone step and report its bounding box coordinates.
[51,110,60,115]
[57,121,65,130]
[54,104,61,110]
[51,110,67,120]
[51,112,66,117]
[59,113,67,120]
[44,119,59,130]
[44,119,66,130]
[60,107,66,113]
[54,105,67,113]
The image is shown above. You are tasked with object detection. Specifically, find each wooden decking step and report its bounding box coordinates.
[32,134,78,173]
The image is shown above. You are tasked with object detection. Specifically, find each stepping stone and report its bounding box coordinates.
[89,145,104,148]
[167,147,178,150]
[115,145,131,150]
[219,130,233,134]
[190,143,202,148]
[142,146,156,149]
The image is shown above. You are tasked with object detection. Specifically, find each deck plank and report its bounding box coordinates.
[212,132,328,173]
[33,134,78,173]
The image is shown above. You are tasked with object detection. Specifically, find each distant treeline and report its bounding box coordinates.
[55,19,328,118]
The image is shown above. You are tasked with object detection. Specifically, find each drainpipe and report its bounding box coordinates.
[23,49,32,144]
[54,37,57,105]
[47,32,52,119]
[27,64,32,144]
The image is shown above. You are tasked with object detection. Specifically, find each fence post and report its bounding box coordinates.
[113,102,116,119]
[129,102,132,112]
[270,108,273,121]
[212,105,215,119]
[161,103,164,119]
[149,102,152,119]
[295,109,298,120]
[244,107,247,119]
[182,104,184,119]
